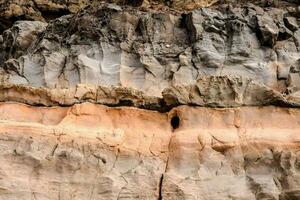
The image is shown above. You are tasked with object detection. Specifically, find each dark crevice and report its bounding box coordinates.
[118,99,134,106]
[181,13,197,43]
[41,10,72,22]
[0,15,27,34]
[0,21,9,34]
[171,115,180,130]
[135,19,143,36]
[158,174,164,200]
[117,0,144,7]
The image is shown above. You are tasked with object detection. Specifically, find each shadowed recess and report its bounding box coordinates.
[171,115,180,129]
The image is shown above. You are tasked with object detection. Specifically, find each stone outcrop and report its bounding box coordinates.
[0,83,164,110]
[0,0,300,199]
[0,0,220,32]
[1,2,300,97]
[164,105,300,200]
[0,103,299,199]
[1,76,300,111]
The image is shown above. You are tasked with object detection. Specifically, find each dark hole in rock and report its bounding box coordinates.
[41,9,71,22]
[171,115,180,130]
[101,157,107,164]
[0,15,25,34]
[118,0,144,7]
[119,99,134,106]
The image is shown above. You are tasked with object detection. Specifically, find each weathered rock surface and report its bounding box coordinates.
[0,76,300,111]
[0,102,170,200]
[165,105,300,200]
[0,2,300,97]
[0,1,300,200]
[0,83,164,110]
[0,103,299,199]
[0,0,222,33]
[162,76,300,108]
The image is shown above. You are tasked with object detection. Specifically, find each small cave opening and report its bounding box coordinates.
[171,115,180,130]
[41,9,71,22]
[118,0,144,7]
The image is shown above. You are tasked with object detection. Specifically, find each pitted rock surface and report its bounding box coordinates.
[0,1,300,200]
[0,3,300,98]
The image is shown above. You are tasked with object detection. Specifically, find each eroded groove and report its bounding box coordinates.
[158,174,164,200]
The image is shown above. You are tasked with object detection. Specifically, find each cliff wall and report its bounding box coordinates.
[0,1,300,199]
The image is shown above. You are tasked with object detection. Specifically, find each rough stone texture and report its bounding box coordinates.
[0,103,299,199]
[0,3,300,97]
[0,0,221,32]
[0,102,170,200]
[0,83,164,110]
[0,20,47,65]
[162,76,289,107]
[1,1,300,200]
[0,76,300,111]
[164,105,300,200]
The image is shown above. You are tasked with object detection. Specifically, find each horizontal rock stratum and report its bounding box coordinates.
[0,0,300,200]
[0,103,300,199]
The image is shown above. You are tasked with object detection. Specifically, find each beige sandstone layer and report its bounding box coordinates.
[0,102,299,199]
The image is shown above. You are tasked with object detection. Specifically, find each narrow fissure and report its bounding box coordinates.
[158,113,181,199]
[158,174,164,200]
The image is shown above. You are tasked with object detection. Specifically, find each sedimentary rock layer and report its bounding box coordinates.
[1,2,300,97]
[0,102,299,199]
[0,1,300,199]
[1,75,300,112]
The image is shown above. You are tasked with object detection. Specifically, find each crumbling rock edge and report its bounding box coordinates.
[1,76,300,112]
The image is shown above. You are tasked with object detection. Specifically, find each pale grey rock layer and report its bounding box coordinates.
[0,3,300,97]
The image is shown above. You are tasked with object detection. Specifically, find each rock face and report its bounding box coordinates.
[1,2,300,97]
[164,106,300,200]
[0,0,221,33]
[0,0,300,200]
[0,103,300,200]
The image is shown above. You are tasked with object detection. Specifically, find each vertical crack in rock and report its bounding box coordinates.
[158,174,164,200]
[158,111,180,200]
